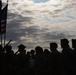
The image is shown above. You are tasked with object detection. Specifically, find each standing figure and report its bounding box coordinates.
[60,38,73,75]
[16,44,27,75]
[50,42,61,75]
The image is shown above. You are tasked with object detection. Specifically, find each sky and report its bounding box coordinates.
[2,0,76,51]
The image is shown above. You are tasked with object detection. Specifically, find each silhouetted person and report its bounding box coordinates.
[5,45,14,54]
[43,49,51,75]
[27,50,35,75]
[0,45,5,75]
[35,46,44,75]
[16,44,27,75]
[72,39,76,50]
[17,44,26,54]
[60,38,73,75]
[35,46,43,55]
[0,45,4,53]
[61,38,72,53]
[50,42,61,75]
[71,39,76,75]
[4,45,14,75]
[30,50,35,59]
[26,51,30,59]
[28,50,36,75]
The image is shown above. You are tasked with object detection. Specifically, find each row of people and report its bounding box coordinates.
[0,38,76,75]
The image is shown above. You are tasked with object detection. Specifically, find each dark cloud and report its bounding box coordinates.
[8,12,33,23]
[24,10,34,14]
[6,12,34,42]
[6,25,42,50]
[12,3,18,6]
[54,9,63,14]
[43,31,74,40]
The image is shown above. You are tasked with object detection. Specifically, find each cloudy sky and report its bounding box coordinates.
[2,0,76,51]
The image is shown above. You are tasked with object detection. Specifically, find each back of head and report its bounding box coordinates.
[60,38,69,49]
[35,46,43,55]
[50,42,58,52]
[5,45,14,54]
[0,45,3,50]
[6,45,12,53]
[0,45,3,53]
[44,49,50,55]
[30,50,35,55]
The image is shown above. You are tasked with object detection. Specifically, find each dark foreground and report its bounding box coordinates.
[0,38,76,75]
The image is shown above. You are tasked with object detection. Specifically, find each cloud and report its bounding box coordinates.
[6,12,34,42]
[1,0,76,51]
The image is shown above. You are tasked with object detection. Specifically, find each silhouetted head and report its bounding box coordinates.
[60,38,69,49]
[6,45,12,49]
[35,46,43,55]
[27,51,30,56]
[0,45,3,52]
[0,45,3,50]
[18,44,26,52]
[44,49,50,55]
[72,39,76,49]
[30,50,35,56]
[5,45,13,53]
[50,42,58,52]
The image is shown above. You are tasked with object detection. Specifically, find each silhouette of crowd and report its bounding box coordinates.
[0,38,76,75]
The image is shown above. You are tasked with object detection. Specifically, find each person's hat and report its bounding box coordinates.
[18,44,26,48]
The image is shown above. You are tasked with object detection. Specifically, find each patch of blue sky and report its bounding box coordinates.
[65,9,76,20]
[66,15,75,20]
[45,18,51,21]
[33,0,49,3]
[51,4,62,7]
[46,19,67,24]
[45,17,68,22]
[49,18,72,24]
[60,19,71,22]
